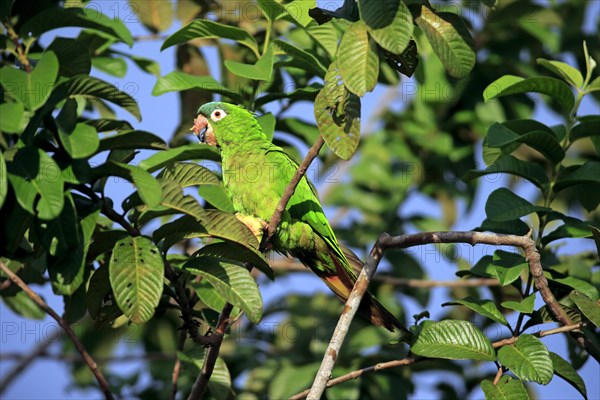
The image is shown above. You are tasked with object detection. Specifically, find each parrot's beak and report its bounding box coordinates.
[191,113,209,143]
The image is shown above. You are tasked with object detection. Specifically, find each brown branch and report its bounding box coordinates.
[187,303,234,400]
[170,330,187,400]
[289,357,418,400]
[0,262,114,400]
[306,232,391,399]
[290,321,586,399]
[262,136,325,248]
[492,366,504,385]
[378,231,596,356]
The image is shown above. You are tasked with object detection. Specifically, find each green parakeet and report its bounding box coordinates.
[192,102,406,333]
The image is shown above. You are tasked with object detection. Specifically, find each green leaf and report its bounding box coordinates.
[161,19,259,56]
[0,51,59,111]
[158,180,206,221]
[109,236,164,324]
[443,297,509,326]
[2,290,46,320]
[198,185,235,213]
[91,161,162,207]
[553,161,600,192]
[274,39,327,77]
[65,75,141,121]
[498,334,553,384]
[58,122,99,159]
[92,56,127,78]
[541,214,594,246]
[255,83,321,106]
[464,155,549,192]
[493,250,528,286]
[140,145,220,173]
[97,130,167,153]
[47,37,91,77]
[547,273,599,301]
[481,376,530,400]
[486,122,565,165]
[337,20,379,96]
[224,44,274,81]
[588,76,600,93]
[185,257,263,324]
[549,352,588,399]
[193,241,273,280]
[258,0,287,22]
[7,147,64,220]
[160,162,220,187]
[571,120,600,143]
[570,291,600,328]
[306,21,339,58]
[314,61,361,160]
[485,188,551,222]
[0,102,26,133]
[484,75,575,113]
[193,279,241,318]
[152,71,241,102]
[537,58,584,88]
[257,113,276,142]
[129,0,173,33]
[202,209,260,250]
[284,0,316,27]
[415,6,475,78]
[358,0,413,54]
[502,293,536,314]
[19,7,133,46]
[411,320,496,361]
[85,118,133,132]
[45,195,94,295]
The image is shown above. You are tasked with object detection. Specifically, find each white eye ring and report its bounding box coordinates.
[210,109,227,121]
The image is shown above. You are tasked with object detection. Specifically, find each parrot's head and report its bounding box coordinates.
[192,102,264,148]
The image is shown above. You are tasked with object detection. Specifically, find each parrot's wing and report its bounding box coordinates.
[267,146,348,264]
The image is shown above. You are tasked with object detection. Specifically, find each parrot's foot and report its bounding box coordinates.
[235,213,267,243]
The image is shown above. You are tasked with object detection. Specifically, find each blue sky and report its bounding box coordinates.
[1,1,599,398]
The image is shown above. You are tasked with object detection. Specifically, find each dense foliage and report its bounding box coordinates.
[1,0,598,399]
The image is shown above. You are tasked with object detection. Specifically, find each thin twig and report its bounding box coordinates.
[0,262,114,399]
[290,357,418,400]
[187,303,234,400]
[492,366,504,385]
[170,330,187,400]
[262,136,325,248]
[0,335,58,394]
[290,321,586,399]
[306,232,391,399]
[2,21,31,72]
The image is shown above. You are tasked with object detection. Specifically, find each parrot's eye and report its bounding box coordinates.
[210,109,227,122]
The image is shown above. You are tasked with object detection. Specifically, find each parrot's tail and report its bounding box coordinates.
[304,246,410,335]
